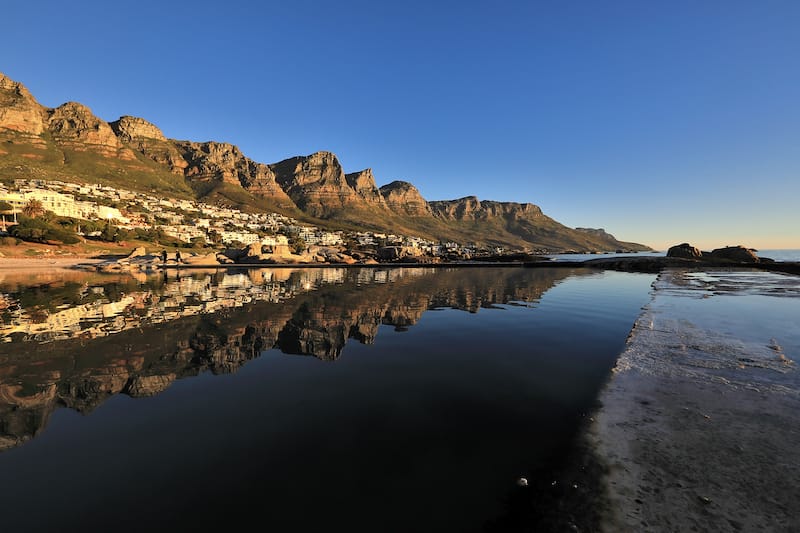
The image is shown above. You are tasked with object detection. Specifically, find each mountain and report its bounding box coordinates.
[0,72,650,251]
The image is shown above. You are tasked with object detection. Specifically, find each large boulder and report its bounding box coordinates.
[127,246,147,258]
[377,246,424,261]
[245,242,263,258]
[709,246,759,263]
[182,253,221,265]
[667,243,702,259]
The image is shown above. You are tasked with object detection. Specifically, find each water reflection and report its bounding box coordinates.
[0,267,577,452]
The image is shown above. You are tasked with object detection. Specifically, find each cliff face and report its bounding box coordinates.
[175,141,294,206]
[0,73,47,137]
[271,151,362,217]
[110,116,188,174]
[47,102,136,159]
[345,169,389,209]
[429,196,544,221]
[379,180,433,217]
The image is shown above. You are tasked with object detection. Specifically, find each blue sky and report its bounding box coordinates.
[4,0,798,249]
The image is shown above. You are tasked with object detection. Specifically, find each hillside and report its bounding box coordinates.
[0,72,650,252]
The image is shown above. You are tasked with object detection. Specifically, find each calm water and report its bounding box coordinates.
[0,267,656,531]
[546,249,800,262]
[759,249,800,262]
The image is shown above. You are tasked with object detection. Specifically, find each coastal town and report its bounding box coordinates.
[0,178,492,262]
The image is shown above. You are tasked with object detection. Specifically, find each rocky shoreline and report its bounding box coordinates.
[590,269,800,532]
[69,248,799,276]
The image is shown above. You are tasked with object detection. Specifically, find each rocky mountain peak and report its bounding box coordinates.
[175,140,293,206]
[271,151,360,217]
[379,180,432,217]
[345,168,388,209]
[110,116,187,174]
[176,140,254,185]
[0,72,47,136]
[47,102,132,159]
[110,115,167,141]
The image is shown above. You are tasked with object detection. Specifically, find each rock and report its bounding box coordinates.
[110,115,167,141]
[667,243,703,259]
[127,246,147,258]
[709,245,759,263]
[345,168,389,209]
[379,180,432,216]
[175,141,294,207]
[377,246,423,261]
[111,116,188,175]
[216,253,235,264]
[245,242,264,258]
[0,72,47,137]
[182,253,220,265]
[271,151,367,217]
[47,102,134,159]
[429,196,544,221]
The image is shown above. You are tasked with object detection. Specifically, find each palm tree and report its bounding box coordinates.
[22,199,45,219]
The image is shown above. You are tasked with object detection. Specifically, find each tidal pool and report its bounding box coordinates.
[0,267,654,532]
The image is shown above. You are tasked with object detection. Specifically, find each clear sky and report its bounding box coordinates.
[3,0,798,250]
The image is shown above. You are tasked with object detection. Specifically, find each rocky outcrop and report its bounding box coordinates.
[345,169,389,209]
[47,102,135,159]
[271,151,360,217]
[667,242,703,259]
[377,246,424,261]
[430,196,544,221]
[709,245,759,263]
[176,141,251,185]
[0,72,47,137]
[176,141,293,205]
[110,116,188,174]
[379,180,432,216]
[110,115,166,141]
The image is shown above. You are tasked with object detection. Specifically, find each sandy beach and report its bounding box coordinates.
[0,256,105,269]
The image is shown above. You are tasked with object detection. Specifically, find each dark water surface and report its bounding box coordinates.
[0,267,653,532]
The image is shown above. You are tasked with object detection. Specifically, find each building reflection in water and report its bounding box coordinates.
[0,266,578,451]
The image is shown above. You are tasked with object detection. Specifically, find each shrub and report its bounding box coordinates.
[9,216,81,245]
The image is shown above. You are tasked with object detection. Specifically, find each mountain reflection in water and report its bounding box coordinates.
[0,267,654,532]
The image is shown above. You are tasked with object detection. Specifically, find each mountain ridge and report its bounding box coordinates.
[0,72,650,252]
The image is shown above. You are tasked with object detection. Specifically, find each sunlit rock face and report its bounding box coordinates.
[111,116,188,175]
[176,140,293,204]
[0,73,47,136]
[47,102,136,159]
[271,151,363,217]
[345,168,389,209]
[429,196,544,221]
[379,180,432,217]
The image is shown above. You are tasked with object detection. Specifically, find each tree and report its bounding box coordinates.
[22,199,45,219]
[288,234,306,254]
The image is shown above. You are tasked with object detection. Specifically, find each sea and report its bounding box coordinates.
[545,249,800,262]
[0,261,797,532]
